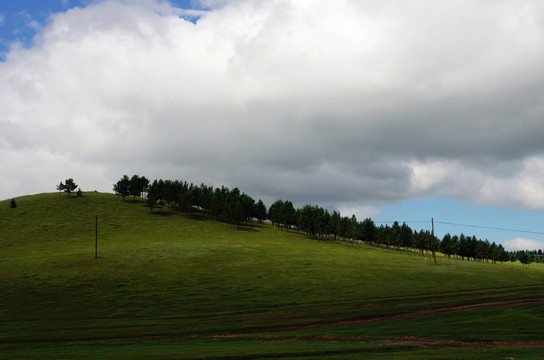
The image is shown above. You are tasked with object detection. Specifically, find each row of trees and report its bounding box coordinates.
[264,199,512,263]
[112,175,150,201]
[115,176,267,227]
[440,233,509,263]
[528,249,544,263]
[112,175,534,264]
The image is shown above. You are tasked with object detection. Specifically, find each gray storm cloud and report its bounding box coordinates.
[2,0,544,215]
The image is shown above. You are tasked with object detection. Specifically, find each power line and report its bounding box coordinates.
[374,220,430,224]
[374,220,544,236]
[434,221,544,236]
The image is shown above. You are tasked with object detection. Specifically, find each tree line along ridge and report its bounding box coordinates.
[107,174,537,266]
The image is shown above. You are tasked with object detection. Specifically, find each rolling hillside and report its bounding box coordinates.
[1,192,544,359]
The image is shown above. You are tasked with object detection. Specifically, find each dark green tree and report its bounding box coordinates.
[129,175,149,200]
[59,178,78,197]
[469,236,478,261]
[391,221,402,250]
[210,186,228,220]
[382,224,392,248]
[146,194,158,212]
[458,234,468,260]
[329,211,340,240]
[336,216,349,241]
[297,205,327,239]
[199,184,214,217]
[400,222,413,249]
[178,191,193,214]
[268,199,296,230]
[313,207,326,239]
[321,210,331,239]
[283,200,296,229]
[10,198,17,209]
[113,175,131,201]
[423,230,434,254]
[190,184,201,209]
[441,233,452,257]
[268,199,282,228]
[223,188,246,228]
[360,218,376,244]
[489,241,498,263]
[348,215,358,246]
[162,179,180,205]
[302,205,315,237]
[223,187,239,226]
[147,179,170,212]
[233,201,245,228]
[475,239,490,262]
[239,193,256,223]
[450,235,459,259]
[255,199,267,224]
[518,250,533,267]
[499,245,509,264]
[413,229,425,254]
[298,204,317,238]
[56,182,64,196]
[146,182,161,213]
[139,176,150,198]
[129,175,151,200]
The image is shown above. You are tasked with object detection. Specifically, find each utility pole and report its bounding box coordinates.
[95,214,98,259]
[432,217,436,265]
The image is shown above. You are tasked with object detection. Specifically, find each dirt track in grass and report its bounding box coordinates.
[209,297,544,350]
[252,297,544,332]
[212,334,544,349]
[9,297,543,351]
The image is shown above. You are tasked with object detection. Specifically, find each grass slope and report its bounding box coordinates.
[1,192,544,359]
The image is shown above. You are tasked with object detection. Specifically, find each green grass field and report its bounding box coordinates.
[1,192,544,359]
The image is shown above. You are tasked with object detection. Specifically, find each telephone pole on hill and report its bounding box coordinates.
[432,217,436,265]
[95,214,98,259]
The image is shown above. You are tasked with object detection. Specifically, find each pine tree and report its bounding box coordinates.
[113,175,131,201]
[255,199,267,224]
[58,178,78,197]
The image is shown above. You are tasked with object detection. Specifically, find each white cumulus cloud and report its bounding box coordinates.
[1,0,544,216]
[502,238,544,252]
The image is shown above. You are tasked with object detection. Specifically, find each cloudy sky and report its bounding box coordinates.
[2,0,544,250]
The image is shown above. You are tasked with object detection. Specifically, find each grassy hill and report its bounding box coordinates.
[1,192,544,359]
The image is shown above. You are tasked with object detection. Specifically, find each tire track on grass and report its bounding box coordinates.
[6,297,544,349]
[256,297,544,331]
